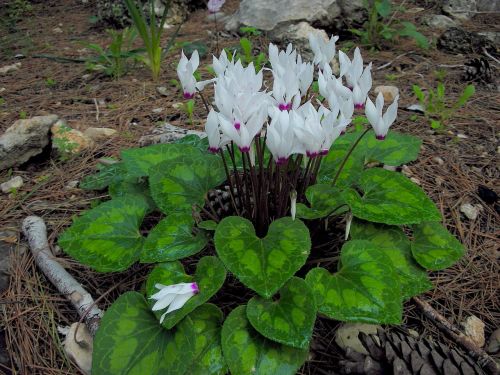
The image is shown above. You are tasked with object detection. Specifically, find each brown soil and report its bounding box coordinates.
[0,0,499,374]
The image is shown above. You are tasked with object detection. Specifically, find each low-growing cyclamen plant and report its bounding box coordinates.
[60,35,465,375]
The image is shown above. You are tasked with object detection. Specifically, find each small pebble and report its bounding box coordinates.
[156,86,169,96]
[486,328,500,354]
[462,315,485,347]
[172,103,183,110]
[383,165,397,171]
[0,63,21,75]
[374,85,399,102]
[435,176,445,186]
[460,203,479,220]
[432,156,444,165]
[1,176,23,193]
[52,27,63,34]
[457,133,468,139]
[152,107,164,114]
[65,180,79,189]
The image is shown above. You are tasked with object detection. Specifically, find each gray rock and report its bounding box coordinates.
[0,63,21,75]
[438,27,496,54]
[478,31,500,46]
[476,0,500,12]
[424,14,457,29]
[443,0,477,20]
[335,323,381,355]
[270,22,329,61]
[486,328,500,354]
[461,315,485,347]
[0,115,58,171]
[1,176,23,193]
[138,123,205,146]
[227,0,363,32]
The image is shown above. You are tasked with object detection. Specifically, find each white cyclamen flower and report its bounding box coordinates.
[365,92,399,140]
[150,282,199,323]
[177,50,200,99]
[338,47,364,89]
[309,33,339,71]
[352,62,372,109]
[267,107,304,163]
[205,109,228,153]
[294,102,325,158]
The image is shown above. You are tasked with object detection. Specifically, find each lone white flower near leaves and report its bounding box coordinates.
[150,282,199,323]
[365,92,399,140]
[177,50,203,99]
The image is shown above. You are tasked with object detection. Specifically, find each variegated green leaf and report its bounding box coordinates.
[146,256,226,329]
[59,197,148,272]
[350,220,432,300]
[363,130,421,166]
[121,143,194,178]
[185,304,227,375]
[247,277,317,349]
[149,153,226,214]
[306,240,402,323]
[411,221,465,270]
[296,184,348,219]
[80,162,128,190]
[141,213,208,262]
[92,291,196,375]
[214,216,311,298]
[221,306,308,375]
[344,168,441,225]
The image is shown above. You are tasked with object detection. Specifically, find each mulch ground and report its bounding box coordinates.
[0,0,499,374]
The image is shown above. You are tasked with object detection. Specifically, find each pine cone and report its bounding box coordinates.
[339,328,487,375]
[206,186,242,218]
[463,58,493,83]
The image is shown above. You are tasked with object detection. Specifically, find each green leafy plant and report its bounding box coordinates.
[123,0,178,80]
[183,99,195,124]
[51,124,78,162]
[1,0,32,31]
[412,83,475,129]
[83,27,139,79]
[44,77,56,87]
[239,26,262,37]
[225,37,267,72]
[351,0,429,49]
[59,41,465,374]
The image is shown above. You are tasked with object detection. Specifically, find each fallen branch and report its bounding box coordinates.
[22,216,103,336]
[413,296,499,375]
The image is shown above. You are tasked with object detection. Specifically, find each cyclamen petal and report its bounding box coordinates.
[150,282,199,323]
[365,93,399,139]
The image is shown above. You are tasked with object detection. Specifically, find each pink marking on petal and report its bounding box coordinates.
[306,151,318,158]
[234,122,241,130]
[376,135,386,141]
[320,149,329,156]
[278,103,288,111]
[286,102,293,110]
[354,103,365,110]
[183,92,195,99]
[276,157,288,165]
[191,283,199,294]
[340,130,346,135]
[208,147,220,153]
[239,146,250,153]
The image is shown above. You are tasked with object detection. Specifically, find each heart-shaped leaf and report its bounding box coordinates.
[149,153,226,214]
[363,130,421,166]
[121,143,191,178]
[184,304,227,375]
[296,184,349,219]
[198,220,218,231]
[318,143,364,187]
[306,240,402,323]
[411,221,464,270]
[59,196,148,272]
[141,213,208,263]
[247,277,316,349]
[350,220,432,300]
[80,162,128,190]
[344,168,441,225]
[146,256,226,329]
[214,216,311,298]
[92,291,197,375]
[221,306,308,375]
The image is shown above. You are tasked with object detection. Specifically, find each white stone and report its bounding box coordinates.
[460,203,479,220]
[138,123,205,146]
[462,315,485,347]
[51,121,94,155]
[424,14,457,29]
[63,323,93,375]
[432,156,445,165]
[152,107,164,114]
[65,180,79,189]
[0,63,21,75]
[53,27,63,34]
[0,115,59,171]
[443,0,477,20]
[1,176,23,193]
[157,86,169,97]
[83,127,117,141]
[335,323,381,355]
[374,86,399,102]
[229,0,363,32]
[383,165,397,171]
[457,133,468,139]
